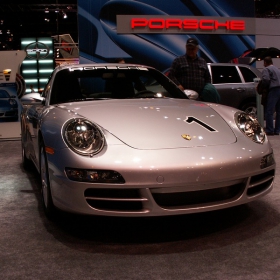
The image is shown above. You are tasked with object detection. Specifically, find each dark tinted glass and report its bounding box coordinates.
[50,66,186,104]
[211,66,241,84]
[239,66,257,82]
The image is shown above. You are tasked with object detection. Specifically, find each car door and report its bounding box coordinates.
[25,102,45,168]
[237,65,259,98]
[209,65,246,109]
[25,79,52,169]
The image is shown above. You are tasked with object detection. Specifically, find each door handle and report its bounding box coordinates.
[237,88,245,92]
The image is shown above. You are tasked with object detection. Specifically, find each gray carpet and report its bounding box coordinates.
[1,137,280,280]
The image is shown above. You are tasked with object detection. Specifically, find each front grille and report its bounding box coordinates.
[5,111,17,117]
[84,188,145,211]
[152,183,245,208]
[247,169,275,196]
[84,169,275,213]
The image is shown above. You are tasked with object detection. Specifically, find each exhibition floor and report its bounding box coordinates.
[1,138,280,280]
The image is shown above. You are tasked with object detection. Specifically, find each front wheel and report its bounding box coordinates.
[40,143,56,218]
[21,140,32,170]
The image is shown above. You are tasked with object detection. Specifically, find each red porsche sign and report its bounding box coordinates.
[117,16,255,34]
[131,18,245,31]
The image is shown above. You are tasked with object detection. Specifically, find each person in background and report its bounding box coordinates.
[115,58,125,64]
[168,37,211,95]
[261,56,280,135]
[200,83,220,103]
[30,84,35,93]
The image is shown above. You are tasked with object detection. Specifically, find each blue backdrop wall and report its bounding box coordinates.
[78,0,255,71]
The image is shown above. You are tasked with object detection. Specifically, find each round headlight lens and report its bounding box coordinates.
[235,112,265,144]
[64,119,104,155]
[9,99,17,105]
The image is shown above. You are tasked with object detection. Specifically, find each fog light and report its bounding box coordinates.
[260,153,275,169]
[65,168,125,183]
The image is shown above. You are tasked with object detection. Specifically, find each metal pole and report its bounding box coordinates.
[254,78,264,127]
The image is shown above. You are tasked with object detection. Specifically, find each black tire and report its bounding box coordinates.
[40,143,56,219]
[21,139,32,170]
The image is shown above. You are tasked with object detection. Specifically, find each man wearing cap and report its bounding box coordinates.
[169,37,211,95]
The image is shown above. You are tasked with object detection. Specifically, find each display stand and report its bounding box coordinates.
[0,50,26,140]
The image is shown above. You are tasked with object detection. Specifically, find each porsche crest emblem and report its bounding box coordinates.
[182,134,191,140]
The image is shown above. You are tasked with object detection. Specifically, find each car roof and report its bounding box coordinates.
[207,62,261,75]
[208,62,254,67]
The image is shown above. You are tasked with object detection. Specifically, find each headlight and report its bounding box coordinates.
[9,99,17,105]
[65,168,125,183]
[260,153,275,169]
[235,112,265,144]
[63,118,104,155]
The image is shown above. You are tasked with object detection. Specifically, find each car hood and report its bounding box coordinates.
[59,99,237,149]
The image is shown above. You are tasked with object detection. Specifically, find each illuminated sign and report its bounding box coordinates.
[131,19,245,31]
[24,42,50,60]
[21,38,54,94]
[117,16,256,34]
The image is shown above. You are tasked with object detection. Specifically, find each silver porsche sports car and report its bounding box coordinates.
[21,63,275,218]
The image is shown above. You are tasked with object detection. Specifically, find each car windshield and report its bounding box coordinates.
[0,90,10,98]
[49,66,187,104]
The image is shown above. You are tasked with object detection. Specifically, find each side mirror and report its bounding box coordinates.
[184,89,199,100]
[20,93,45,105]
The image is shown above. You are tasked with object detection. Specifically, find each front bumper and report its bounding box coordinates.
[0,108,18,119]
[46,142,275,217]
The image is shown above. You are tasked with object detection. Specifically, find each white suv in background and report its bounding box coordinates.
[207,63,261,115]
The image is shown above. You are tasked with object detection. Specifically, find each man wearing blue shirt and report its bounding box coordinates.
[261,56,280,135]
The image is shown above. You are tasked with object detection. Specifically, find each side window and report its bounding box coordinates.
[42,82,51,99]
[42,74,54,99]
[239,66,257,82]
[211,66,241,84]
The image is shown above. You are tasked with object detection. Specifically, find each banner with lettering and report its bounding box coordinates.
[78,0,255,71]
